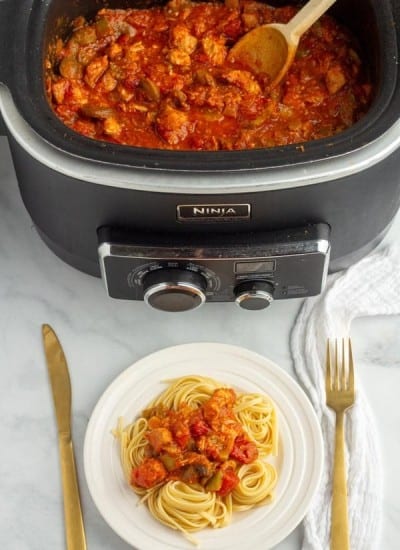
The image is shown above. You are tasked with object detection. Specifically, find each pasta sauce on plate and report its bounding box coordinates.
[113,375,278,542]
[132,387,258,494]
[46,0,372,150]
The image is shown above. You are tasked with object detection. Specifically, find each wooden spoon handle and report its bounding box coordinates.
[286,0,337,41]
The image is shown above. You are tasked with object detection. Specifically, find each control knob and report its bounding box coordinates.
[235,280,275,310]
[143,268,207,312]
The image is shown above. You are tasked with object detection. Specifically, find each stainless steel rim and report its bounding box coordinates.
[144,281,206,309]
[2,86,400,195]
[235,290,274,307]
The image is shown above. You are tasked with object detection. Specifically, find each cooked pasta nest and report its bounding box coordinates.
[113,375,278,544]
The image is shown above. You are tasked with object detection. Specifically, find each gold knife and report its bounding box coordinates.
[42,324,87,550]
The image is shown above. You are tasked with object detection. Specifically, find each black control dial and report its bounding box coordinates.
[235,281,275,310]
[143,268,207,312]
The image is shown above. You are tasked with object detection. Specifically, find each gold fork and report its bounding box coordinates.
[325,338,356,550]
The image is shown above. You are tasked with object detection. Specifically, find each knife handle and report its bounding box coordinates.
[59,435,87,550]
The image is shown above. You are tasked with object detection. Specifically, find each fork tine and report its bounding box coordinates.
[326,340,332,394]
[348,338,355,392]
[342,338,346,390]
[335,338,339,390]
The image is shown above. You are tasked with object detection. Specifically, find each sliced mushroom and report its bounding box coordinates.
[80,104,116,119]
[139,78,161,102]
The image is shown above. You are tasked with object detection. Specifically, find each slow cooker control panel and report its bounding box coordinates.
[98,224,330,312]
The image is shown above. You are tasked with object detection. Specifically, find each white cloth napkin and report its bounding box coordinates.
[290,245,400,550]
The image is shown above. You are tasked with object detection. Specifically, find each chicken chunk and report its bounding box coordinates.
[156,105,191,144]
[103,116,122,136]
[201,36,227,66]
[85,55,109,88]
[168,49,191,66]
[52,79,69,104]
[170,24,198,54]
[223,70,261,95]
[325,65,347,94]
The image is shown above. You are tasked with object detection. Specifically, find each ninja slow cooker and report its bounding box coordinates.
[1,0,400,312]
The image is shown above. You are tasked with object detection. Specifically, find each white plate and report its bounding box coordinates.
[84,343,323,550]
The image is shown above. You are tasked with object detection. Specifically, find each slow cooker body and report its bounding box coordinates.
[6,127,400,310]
[1,0,400,311]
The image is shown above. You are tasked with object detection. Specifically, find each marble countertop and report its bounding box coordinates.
[1,136,399,550]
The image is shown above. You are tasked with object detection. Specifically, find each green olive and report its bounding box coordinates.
[95,18,111,38]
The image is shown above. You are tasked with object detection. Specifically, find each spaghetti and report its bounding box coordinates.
[113,375,278,543]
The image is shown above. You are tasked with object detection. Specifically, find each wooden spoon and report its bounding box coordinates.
[228,0,337,86]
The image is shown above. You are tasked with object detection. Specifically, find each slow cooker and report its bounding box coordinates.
[1,0,400,312]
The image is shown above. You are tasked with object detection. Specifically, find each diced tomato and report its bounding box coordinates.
[131,458,167,488]
[222,18,242,40]
[217,469,239,497]
[230,435,258,464]
[190,419,210,438]
[117,33,130,45]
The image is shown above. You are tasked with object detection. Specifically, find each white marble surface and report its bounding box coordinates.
[0,135,400,550]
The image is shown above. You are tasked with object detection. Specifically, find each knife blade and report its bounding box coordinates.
[42,324,87,550]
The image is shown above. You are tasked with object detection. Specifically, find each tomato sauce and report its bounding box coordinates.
[46,0,372,150]
[130,388,258,495]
